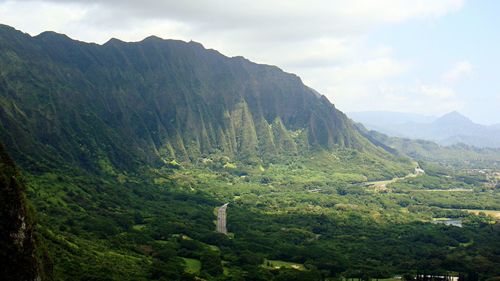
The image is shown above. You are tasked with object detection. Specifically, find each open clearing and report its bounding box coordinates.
[182,258,201,274]
[262,259,306,271]
[464,209,500,219]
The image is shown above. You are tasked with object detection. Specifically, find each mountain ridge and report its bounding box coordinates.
[0,24,396,173]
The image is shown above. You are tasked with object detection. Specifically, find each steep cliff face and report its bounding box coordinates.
[0,24,375,172]
[0,143,50,281]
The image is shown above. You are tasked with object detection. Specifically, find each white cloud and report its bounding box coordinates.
[326,58,474,115]
[331,58,411,81]
[0,0,465,45]
[0,0,466,116]
[420,85,456,99]
[0,1,88,35]
[442,61,473,84]
[331,0,464,23]
[330,82,463,116]
[6,0,463,34]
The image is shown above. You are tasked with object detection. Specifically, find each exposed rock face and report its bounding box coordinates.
[0,143,49,281]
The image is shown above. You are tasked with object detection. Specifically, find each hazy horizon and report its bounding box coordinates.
[347,110,499,126]
[1,0,499,124]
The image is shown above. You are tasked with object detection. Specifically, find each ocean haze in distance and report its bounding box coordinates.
[0,0,499,124]
[349,111,500,148]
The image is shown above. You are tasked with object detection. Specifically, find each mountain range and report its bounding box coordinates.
[0,24,394,174]
[349,111,500,148]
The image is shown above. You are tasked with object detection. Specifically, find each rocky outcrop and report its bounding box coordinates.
[0,143,51,281]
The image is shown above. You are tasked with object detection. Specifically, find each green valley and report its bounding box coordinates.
[0,24,499,281]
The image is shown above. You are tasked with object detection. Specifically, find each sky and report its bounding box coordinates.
[0,0,499,124]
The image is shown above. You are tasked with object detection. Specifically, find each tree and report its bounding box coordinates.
[201,252,223,277]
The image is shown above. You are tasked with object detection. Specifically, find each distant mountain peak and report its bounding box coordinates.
[104,37,125,45]
[435,111,472,124]
[35,30,72,41]
[348,110,500,148]
[141,35,163,42]
[0,23,17,33]
[444,110,464,116]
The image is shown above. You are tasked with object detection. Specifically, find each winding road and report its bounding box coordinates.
[362,165,425,191]
[216,203,229,234]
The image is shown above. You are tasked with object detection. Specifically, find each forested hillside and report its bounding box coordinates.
[359,126,500,169]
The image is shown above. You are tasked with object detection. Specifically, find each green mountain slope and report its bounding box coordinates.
[0,24,398,173]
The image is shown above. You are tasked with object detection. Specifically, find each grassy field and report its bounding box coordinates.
[182,258,201,274]
[131,224,146,231]
[464,209,500,219]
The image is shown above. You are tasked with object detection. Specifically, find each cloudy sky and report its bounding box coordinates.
[1,0,499,124]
